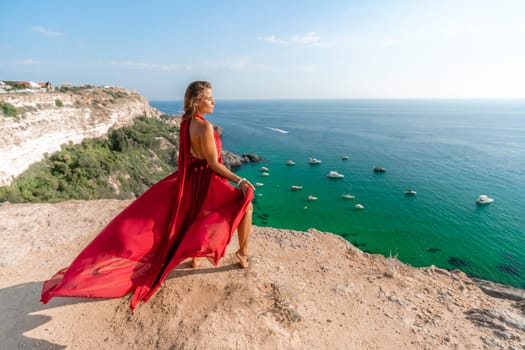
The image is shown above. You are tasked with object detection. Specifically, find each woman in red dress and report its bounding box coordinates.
[41,81,255,309]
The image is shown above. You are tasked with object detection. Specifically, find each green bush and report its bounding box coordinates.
[104,89,127,99]
[1,102,17,117]
[0,116,180,203]
[58,86,88,93]
[55,98,63,107]
[3,81,27,90]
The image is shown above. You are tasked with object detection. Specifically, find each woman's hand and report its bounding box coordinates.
[238,178,255,194]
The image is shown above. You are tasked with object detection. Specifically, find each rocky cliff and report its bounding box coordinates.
[0,88,162,186]
[0,199,524,349]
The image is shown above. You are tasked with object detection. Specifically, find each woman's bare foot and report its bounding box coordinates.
[191,258,201,268]
[235,250,249,268]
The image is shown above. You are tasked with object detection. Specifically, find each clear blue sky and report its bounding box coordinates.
[1,0,524,100]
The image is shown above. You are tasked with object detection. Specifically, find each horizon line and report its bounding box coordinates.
[149,97,525,102]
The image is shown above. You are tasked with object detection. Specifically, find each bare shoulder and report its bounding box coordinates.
[191,118,214,136]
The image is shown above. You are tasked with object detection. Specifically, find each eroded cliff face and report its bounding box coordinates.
[0,88,162,185]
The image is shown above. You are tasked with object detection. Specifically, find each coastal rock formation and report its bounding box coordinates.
[0,88,162,185]
[221,150,244,168]
[221,151,262,169]
[0,200,523,349]
[242,153,263,162]
[473,278,525,301]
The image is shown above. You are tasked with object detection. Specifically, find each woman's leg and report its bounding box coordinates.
[236,202,253,268]
[191,258,201,268]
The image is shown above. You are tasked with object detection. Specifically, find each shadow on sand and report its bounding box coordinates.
[0,280,100,349]
[0,261,242,349]
[167,260,242,279]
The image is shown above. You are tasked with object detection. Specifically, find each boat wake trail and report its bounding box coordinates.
[265,126,289,134]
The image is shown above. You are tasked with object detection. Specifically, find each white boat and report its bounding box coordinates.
[260,166,269,172]
[286,160,296,166]
[326,170,344,179]
[355,204,364,209]
[476,195,494,204]
[307,195,318,201]
[373,166,386,173]
[404,189,417,195]
[342,194,355,199]
[254,182,264,187]
[308,157,322,164]
[261,172,270,177]
[341,155,349,160]
[291,185,303,191]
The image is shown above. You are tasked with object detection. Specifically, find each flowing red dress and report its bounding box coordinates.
[41,115,253,309]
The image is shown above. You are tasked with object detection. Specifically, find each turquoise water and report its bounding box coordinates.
[152,100,525,288]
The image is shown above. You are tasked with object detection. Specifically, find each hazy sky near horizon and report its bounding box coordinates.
[1,0,524,100]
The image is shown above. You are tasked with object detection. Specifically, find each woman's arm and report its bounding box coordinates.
[197,122,255,192]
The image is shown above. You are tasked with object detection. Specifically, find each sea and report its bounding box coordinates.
[151,99,525,289]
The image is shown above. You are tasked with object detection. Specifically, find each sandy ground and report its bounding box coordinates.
[1,199,524,349]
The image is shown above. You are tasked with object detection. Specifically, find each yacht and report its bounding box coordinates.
[326,170,344,179]
[308,157,322,164]
[261,172,270,177]
[404,189,417,195]
[476,195,494,204]
[307,195,318,201]
[341,155,349,160]
[260,166,269,172]
[254,182,264,187]
[373,166,386,173]
[286,160,296,166]
[355,204,364,209]
[342,194,355,199]
[291,185,303,191]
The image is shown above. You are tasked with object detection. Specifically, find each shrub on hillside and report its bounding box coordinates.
[1,102,17,117]
[2,81,27,90]
[0,116,180,203]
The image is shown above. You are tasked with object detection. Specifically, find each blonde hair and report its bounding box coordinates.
[183,81,212,119]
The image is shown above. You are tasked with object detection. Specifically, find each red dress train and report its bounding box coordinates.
[40,115,253,309]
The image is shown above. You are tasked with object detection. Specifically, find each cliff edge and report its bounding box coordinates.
[1,200,523,349]
[0,88,162,186]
